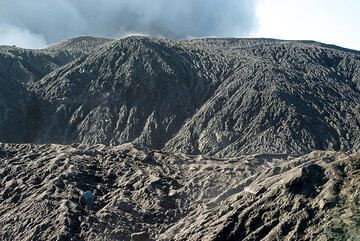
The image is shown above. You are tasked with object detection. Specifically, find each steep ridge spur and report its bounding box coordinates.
[27,37,360,156]
[166,38,360,156]
[30,37,228,147]
[0,36,112,84]
[0,36,113,143]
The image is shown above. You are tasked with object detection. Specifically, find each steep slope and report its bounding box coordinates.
[1,143,359,240]
[28,36,360,156]
[0,37,113,143]
[0,36,113,84]
[166,41,360,156]
[45,36,113,59]
[30,37,230,147]
[0,79,35,142]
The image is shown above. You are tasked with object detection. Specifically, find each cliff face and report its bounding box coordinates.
[1,36,360,156]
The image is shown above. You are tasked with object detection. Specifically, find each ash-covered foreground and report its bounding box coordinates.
[1,143,359,240]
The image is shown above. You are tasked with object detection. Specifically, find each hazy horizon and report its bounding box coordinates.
[0,0,359,50]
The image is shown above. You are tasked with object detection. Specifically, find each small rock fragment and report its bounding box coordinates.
[116,200,134,212]
[131,231,153,241]
[79,191,95,206]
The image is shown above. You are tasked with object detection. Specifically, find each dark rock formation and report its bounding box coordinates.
[0,36,359,157]
[1,36,360,240]
[0,36,113,84]
[0,36,113,143]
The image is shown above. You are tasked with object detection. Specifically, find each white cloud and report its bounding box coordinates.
[0,0,257,48]
[1,0,358,50]
[252,0,360,50]
[0,24,47,48]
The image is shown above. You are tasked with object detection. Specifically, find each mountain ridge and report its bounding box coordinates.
[1,36,360,240]
[1,36,359,157]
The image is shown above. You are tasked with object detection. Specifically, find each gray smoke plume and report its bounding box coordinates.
[0,0,257,48]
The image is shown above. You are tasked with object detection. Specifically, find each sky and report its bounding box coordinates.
[252,0,360,50]
[0,0,359,50]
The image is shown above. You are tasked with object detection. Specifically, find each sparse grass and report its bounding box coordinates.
[317,156,360,241]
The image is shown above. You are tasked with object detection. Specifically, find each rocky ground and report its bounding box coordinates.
[1,143,359,240]
[1,36,360,240]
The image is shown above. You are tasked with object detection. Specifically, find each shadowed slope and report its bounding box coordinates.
[28,37,360,156]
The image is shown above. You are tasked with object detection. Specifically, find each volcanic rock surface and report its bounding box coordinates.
[1,36,360,241]
[0,36,112,84]
[0,36,359,156]
[1,143,359,240]
[0,37,113,143]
